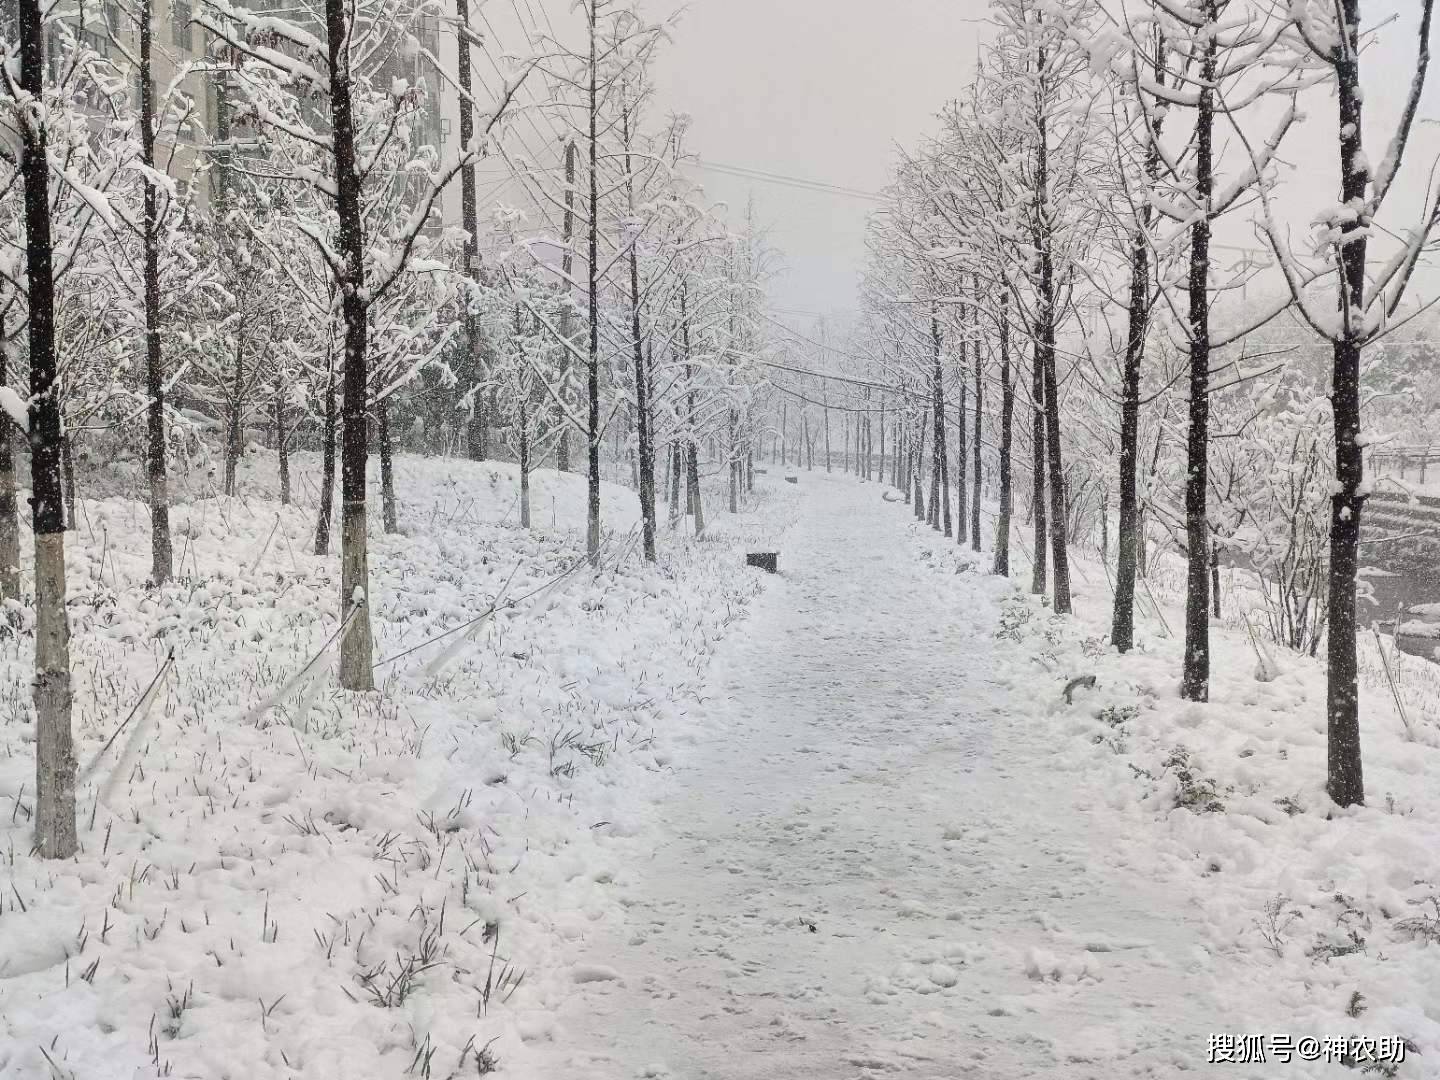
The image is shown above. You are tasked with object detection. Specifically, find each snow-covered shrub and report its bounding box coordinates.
[1216,390,1333,657]
[1160,744,1226,813]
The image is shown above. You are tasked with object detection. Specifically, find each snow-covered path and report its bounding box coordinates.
[529,474,1231,1079]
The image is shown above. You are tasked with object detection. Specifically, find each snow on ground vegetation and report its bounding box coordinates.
[907,495,1440,1079]
[0,451,788,1080]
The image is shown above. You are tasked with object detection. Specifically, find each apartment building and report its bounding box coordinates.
[41,0,446,213]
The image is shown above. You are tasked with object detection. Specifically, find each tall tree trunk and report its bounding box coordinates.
[931,311,950,535]
[686,442,704,535]
[1102,493,1110,562]
[939,437,950,525]
[994,294,1013,576]
[927,416,939,527]
[823,394,831,472]
[557,139,577,472]
[903,424,913,505]
[0,334,20,600]
[315,353,337,555]
[1181,8,1217,702]
[685,444,695,510]
[856,413,863,478]
[730,409,740,511]
[140,2,171,584]
[456,0,488,462]
[913,413,927,521]
[668,444,681,528]
[275,377,291,506]
[662,438,671,502]
[23,0,76,857]
[584,11,602,562]
[61,435,75,528]
[971,292,983,552]
[879,404,886,484]
[954,307,969,545]
[379,396,398,534]
[1210,540,1221,619]
[1112,244,1149,651]
[1039,294,1068,610]
[625,189,656,559]
[518,373,532,530]
[781,401,788,470]
[1326,0,1375,806]
[1139,429,1163,580]
[1034,67,1071,614]
[323,0,375,690]
[224,346,244,496]
[1111,32,1162,654]
[1030,344,1047,596]
[680,281,702,536]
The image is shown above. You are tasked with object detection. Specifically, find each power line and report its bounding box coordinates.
[765,377,893,413]
[684,160,884,203]
[759,358,898,393]
[475,6,571,156]
[760,312,876,365]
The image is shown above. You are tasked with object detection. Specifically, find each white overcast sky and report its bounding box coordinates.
[645,0,1440,324]
[461,1,1440,326]
[646,0,991,321]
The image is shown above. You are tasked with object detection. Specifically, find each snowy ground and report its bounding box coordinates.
[898,499,1440,1079]
[524,472,1237,1079]
[5,453,1440,1079]
[520,469,1440,1080]
[0,451,786,1079]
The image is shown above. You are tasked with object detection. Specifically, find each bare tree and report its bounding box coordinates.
[11,0,76,857]
[1259,0,1437,805]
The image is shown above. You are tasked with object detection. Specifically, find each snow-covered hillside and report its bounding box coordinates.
[6,455,1440,1079]
[0,454,787,1079]
[907,505,1440,1078]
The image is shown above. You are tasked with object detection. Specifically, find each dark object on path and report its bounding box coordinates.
[754,467,768,475]
[1062,674,1096,704]
[785,476,799,484]
[746,552,779,573]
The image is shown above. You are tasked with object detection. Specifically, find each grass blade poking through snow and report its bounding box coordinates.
[87,651,175,809]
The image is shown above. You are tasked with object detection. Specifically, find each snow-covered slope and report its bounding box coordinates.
[0,454,784,1079]
[908,501,1440,1078]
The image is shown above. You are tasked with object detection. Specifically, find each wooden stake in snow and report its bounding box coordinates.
[1373,628,1416,743]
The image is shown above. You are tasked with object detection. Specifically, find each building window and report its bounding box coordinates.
[75,0,114,56]
[171,0,192,51]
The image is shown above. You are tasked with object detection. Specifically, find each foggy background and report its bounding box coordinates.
[451,0,1440,334]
